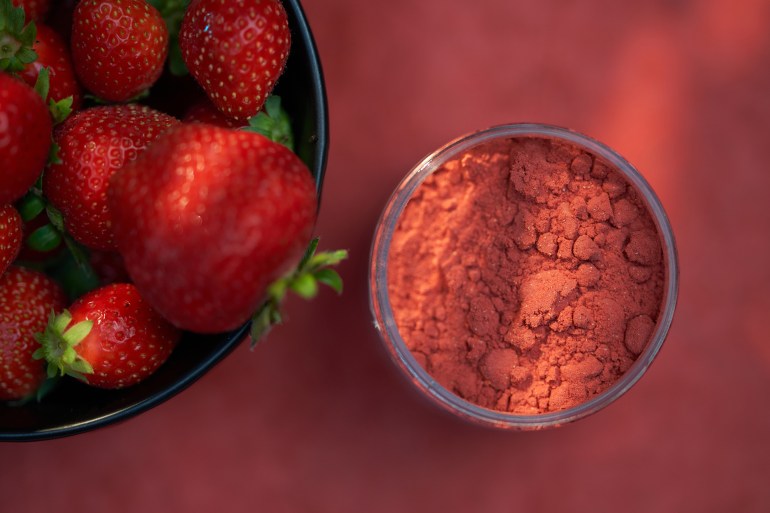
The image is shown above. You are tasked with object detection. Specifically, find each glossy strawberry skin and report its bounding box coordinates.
[19,23,83,110]
[66,283,180,389]
[0,205,22,276]
[43,104,178,250]
[11,0,50,21]
[179,0,291,120]
[71,0,168,102]
[108,123,318,333]
[0,266,66,400]
[0,74,52,205]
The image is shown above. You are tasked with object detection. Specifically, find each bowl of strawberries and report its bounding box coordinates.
[0,0,338,440]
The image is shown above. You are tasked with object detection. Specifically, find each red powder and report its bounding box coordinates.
[386,137,665,414]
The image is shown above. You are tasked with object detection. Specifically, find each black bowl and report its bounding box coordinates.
[0,0,328,442]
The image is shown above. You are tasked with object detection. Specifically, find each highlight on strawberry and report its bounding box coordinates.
[1,0,345,405]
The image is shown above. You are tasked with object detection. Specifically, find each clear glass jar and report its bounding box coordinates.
[369,123,679,430]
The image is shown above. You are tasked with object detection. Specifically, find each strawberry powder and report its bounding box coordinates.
[387,136,665,414]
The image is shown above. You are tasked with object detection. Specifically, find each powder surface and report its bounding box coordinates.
[386,137,665,414]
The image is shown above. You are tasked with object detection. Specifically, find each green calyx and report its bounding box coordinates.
[243,96,295,151]
[0,0,37,72]
[33,310,95,382]
[250,238,348,347]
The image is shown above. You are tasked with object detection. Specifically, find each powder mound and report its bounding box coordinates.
[612,198,639,227]
[562,355,604,381]
[387,136,666,416]
[509,140,569,203]
[573,235,601,261]
[519,270,577,328]
[579,292,627,346]
[480,349,519,391]
[625,314,655,355]
[467,296,499,338]
[625,230,662,266]
[587,192,612,221]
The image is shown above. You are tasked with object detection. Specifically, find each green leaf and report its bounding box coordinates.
[51,309,71,334]
[249,301,276,348]
[264,95,281,118]
[15,44,35,63]
[33,66,50,101]
[289,273,318,299]
[17,192,46,221]
[8,2,23,32]
[45,204,65,232]
[308,249,349,270]
[243,95,295,151]
[48,141,61,165]
[49,96,73,124]
[61,320,93,347]
[68,358,93,376]
[26,224,62,252]
[314,268,344,294]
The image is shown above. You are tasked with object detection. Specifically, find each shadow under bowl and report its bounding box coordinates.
[0,0,328,442]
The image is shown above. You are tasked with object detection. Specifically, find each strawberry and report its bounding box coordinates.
[43,104,178,250]
[0,73,52,204]
[10,0,49,21]
[19,23,82,111]
[179,0,291,120]
[71,0,168,102]
[0,266,66,400]
[35,283,180,389]
[108,123,317,333]
[0,205,22,276]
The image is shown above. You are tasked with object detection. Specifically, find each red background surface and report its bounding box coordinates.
[3,0,770,511]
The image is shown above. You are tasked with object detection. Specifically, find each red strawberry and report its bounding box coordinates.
[35,283,180,389]
[11,0,49,21]
[43,104,178,250]
[0,74,52,204]
[71,0,168,102]
[108,123,317,333]
[0,205,22,276]
[0,266,66,400]
[19,23,82,110]
[179,0,291,120]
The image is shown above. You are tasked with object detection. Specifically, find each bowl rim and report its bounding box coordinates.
[0,0,329,442]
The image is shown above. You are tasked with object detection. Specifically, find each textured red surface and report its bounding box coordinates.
[2,0,770,511]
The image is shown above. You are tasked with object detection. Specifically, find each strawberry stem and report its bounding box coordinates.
[249,237,348,347]
[33,310,95,381]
